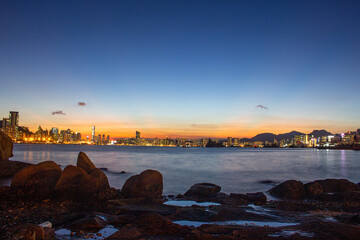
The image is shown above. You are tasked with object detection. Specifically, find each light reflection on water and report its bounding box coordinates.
[12,144,360,195]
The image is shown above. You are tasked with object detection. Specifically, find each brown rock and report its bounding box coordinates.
[55,165,110,200]
[87,168,110,190]
[135,212,182,235]
[55,165,87,198]
[184,183,221,197]
[122,169,163,200]
[312,179,359,193]
[269,180,306,199]
[77,151,96,173]
[0,160,32,177]
[68,216,108,232]
[107,224,142,239]
[11,161,61,198]
[0,131,13,161]
[305,182,323,198]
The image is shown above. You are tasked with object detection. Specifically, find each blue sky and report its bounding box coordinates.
[1,0,359,138]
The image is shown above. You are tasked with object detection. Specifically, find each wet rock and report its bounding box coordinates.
[107,224,142,239]
[122,169,163,200]
[110,201,177,216]
[68,216,108,232]
[99,167,108,171]
[227,192,266,205]
[0,160,33,177]
[312,179,359,193]
[184,183,221,198]
[299,220,360,240]
[11,161,61,199]
[305,182,323,198]
[135,212,182,235]
[0,130,13,161]
[318,191,360,203]
[77,152,96,173]
[170,207,216,222]
[269,180,306,199]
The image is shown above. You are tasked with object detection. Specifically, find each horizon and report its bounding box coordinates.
[1,1,360,138]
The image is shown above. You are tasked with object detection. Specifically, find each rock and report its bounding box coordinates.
[122,169,163,200]
[0,131,13,161]
[107,224,142,239]
[109,201,177,216]
[184,183,221,197]
[312,179,359,193]
[8,223,55,240]
[135,212,182,235]
[245,192,267,205]
[68,216,108,232]
[87,168,110,191]
[55,165,110,200]
[77,152,96,173]
[0,160,33,177]
[305,182,323,198]
[335,213,360,224]
[269,180,306,199]
[54,165,87,199]
[11,161,61,198]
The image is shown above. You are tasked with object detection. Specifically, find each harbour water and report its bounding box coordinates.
[10,144,360,195]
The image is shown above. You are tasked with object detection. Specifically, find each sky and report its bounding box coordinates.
[1,0,360,138]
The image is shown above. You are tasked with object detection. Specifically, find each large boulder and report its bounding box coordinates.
[184,183,221,197]
[269,180,306,199]
[0,131,13,161]
[11,161,61,198]
[312,179,359,193]
[55,165,110,200]
[122,169,163,200]
[77,152,96,173]
[0,160,32,177]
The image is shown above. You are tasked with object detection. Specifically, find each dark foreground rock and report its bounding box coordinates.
[269,180,306,199]
[121,169,163,200]
[11,161,61,199]
[0,131,13,161]
[184,183,221,198]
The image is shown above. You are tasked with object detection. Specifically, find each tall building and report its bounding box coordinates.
[9,111,19,139]
[136,131,141,140]
[92,126,95,143]
[1,118,9,132]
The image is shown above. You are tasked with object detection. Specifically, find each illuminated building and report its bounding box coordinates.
[227,137,233,147]
[92,126,96,143]
[8,111,19,139]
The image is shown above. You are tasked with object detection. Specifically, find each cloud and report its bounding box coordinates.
[256,105,268,110]
[78,102,86,106]
[52,110,65,115]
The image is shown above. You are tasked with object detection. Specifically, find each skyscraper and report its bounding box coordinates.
[9,111,19,139]
[92,126,95,143]
[136,131,140,140]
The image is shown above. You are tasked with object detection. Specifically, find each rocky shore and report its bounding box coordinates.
[1,132,360,239]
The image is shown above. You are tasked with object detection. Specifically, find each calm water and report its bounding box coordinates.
[10,144,360,195]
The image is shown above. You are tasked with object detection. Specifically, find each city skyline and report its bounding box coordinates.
[1,1,360,138]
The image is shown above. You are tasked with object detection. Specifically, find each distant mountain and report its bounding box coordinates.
[308,129,332,138]
[240,130,304,143]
